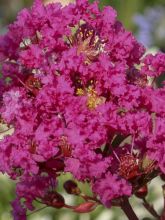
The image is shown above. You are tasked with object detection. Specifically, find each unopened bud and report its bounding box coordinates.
[45,158,65,171]
[43,191,65,208]
[74,201,97,213]
[63,180,81,195]
[135,185,148,198]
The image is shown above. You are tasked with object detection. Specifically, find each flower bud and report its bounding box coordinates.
[43,191,65,208]
[63,180,81,195]
[74,201,97,213]
[135,185,148,198]
[45,158,65,171]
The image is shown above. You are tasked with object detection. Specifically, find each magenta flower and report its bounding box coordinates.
[0,0,165,219]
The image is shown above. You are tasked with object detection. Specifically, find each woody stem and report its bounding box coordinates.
[120,197,139,220]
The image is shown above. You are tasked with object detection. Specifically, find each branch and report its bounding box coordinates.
[120,197,139,220]
[161,184,165,220]
[142,198,160,219]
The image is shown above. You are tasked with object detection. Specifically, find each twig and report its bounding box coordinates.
[160,184,165,220]
[120,197,139,220]
[142,198,160,219]
[26,206,47,216]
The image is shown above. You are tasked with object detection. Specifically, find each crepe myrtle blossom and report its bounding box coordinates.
[0,0,165,219]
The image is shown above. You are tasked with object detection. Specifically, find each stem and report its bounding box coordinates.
[109,145,120,162]
[26,206,47,216]
[142,198,160,219]
[64,204,76,209]
[120,197,139,220]
[161,184,165,220]
[80,193,100,203]
[131,134,135,154]
[16,76,34,93]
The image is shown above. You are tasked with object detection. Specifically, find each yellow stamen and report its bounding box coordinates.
[76,86,105,109]
[76,88,84,96]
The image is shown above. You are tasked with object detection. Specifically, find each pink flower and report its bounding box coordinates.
[93,172,132,207]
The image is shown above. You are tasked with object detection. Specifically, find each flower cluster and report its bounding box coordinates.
[0,0,165,219]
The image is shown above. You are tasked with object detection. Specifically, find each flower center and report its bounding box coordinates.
[69,23,104,63]
[76,85,105,109]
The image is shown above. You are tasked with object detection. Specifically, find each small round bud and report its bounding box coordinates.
[63,180,81,195]
[45,158,65,171]
[135,185,148,198]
